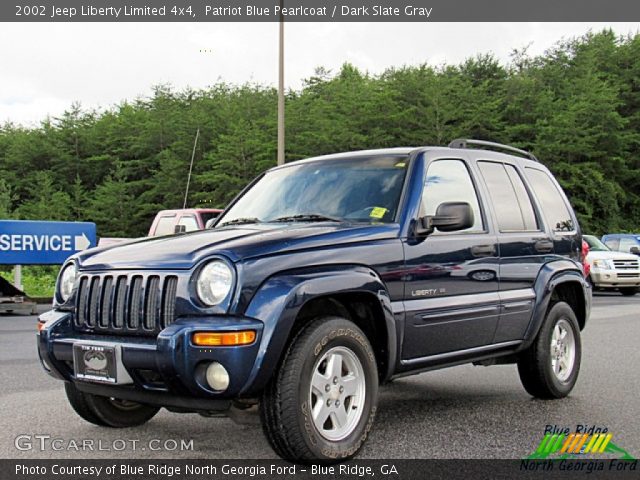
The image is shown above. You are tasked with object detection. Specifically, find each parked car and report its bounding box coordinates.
[601,233,640,257]
[148,208,223,236]
[38,139,590,463]
[583,235,640,295]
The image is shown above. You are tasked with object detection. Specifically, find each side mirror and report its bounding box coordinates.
[416,202,474,236]
[630,246,640,256]
[174,224,186,234]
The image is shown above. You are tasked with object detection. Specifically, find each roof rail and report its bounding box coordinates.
[448,138,538,162]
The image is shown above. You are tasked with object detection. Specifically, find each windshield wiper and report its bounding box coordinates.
[218,217,261,227]
[272,213,343,223]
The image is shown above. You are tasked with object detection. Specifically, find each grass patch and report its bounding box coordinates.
[0,266,58,298]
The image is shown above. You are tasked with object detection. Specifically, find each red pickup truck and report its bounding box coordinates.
[147,208,223,236]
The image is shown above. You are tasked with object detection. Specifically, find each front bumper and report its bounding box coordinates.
[590,269,640,288]
[37,309,264,411]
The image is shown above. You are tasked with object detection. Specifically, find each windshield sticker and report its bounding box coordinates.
[394,162,406,168]
[369,207,388,219]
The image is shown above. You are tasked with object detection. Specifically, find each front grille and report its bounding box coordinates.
[617,272,640,278]
[74,273,178,335]
[614,259,639,270]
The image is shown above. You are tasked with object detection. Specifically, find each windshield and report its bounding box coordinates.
[216,155,409,226]
[584,235,610,252]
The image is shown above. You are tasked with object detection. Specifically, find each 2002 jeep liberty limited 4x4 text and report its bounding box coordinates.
[38,139,591,462]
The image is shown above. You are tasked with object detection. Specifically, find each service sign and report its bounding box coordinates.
[0,220,97,265]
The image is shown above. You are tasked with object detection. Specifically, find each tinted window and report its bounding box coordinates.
[422,159,483,232]
[178,215,199,232]
[525,168,574,232]
[153,216,176,236]
[200,212,220,226]
[479,162,539,232]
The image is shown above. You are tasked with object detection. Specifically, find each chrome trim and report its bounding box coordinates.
[391,288,535,314]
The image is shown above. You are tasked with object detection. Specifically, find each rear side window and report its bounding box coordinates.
[478,161,538,232]
[200,212,220,226]
[525,168,574,232]
[422,159,484,232]
[153,216,177,236]
[178,215,199,232]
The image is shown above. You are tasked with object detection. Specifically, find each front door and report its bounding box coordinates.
[402,156,500,361]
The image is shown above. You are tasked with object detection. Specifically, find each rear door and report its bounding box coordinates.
[476,160,544,342]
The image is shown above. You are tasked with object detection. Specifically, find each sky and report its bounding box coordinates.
[1,22,639,126]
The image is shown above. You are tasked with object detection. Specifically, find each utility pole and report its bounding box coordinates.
[277,0,285,165]
[183,128,200,209]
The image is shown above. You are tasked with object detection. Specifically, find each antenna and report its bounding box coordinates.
[183,128,200,209]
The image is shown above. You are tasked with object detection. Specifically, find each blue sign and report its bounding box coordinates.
[0,220,97,265]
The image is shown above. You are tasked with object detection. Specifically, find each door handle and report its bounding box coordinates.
[471,245,496,257]
[535,239,554,253]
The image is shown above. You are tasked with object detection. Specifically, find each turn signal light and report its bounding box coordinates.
[37,321,45,332]
[192,330,256,347]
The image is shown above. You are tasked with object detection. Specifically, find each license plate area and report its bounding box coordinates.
[73,343,132,384]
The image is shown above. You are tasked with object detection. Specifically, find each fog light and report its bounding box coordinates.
[205,362,230,391]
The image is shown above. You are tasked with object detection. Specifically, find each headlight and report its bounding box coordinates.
[196,260,233,306]
[593,259,614,270]
[58,263,77,301]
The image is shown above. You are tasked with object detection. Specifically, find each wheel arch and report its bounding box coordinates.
[239,266,397,395]
[521,259,591,351]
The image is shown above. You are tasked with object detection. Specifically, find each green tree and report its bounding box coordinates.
[14,171,72,221]
[85,165,138,237]
[0,178,14,218]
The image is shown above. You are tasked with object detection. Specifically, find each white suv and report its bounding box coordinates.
[584,235,640,296]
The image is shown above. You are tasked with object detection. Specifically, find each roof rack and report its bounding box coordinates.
[448,138,538,162]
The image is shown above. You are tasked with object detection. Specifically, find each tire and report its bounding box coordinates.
[619,287,638,296]
[517,302,581,399]
[64,382,160,427]
[259,317,378,463]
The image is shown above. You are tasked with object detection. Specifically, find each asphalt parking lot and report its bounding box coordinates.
[1,293,639,459]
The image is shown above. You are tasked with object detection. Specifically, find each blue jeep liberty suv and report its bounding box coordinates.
[38,139,591,462]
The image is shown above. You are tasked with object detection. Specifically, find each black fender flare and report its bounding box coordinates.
[239,265,397,395]
[520,259,591,351]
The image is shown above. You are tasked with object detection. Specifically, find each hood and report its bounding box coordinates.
[587,250,639,261]
[76,223,399,270]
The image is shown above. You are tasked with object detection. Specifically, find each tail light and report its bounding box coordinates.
[581,239,591,278]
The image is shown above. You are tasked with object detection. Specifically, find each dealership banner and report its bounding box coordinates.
[4,459,639,480]
[1,0,639,22]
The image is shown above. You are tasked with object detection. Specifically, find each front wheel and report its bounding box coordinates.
[260,317,378,463]
[517,302,581,399]
[619,287,638,296]
[65,382,160,427]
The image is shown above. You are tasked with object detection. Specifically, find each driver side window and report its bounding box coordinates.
[421,159,484,233]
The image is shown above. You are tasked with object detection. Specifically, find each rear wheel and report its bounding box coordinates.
[64,382,160,427]
[517,302,581,399]
[260,317,378,463]
[619,287,638,296]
